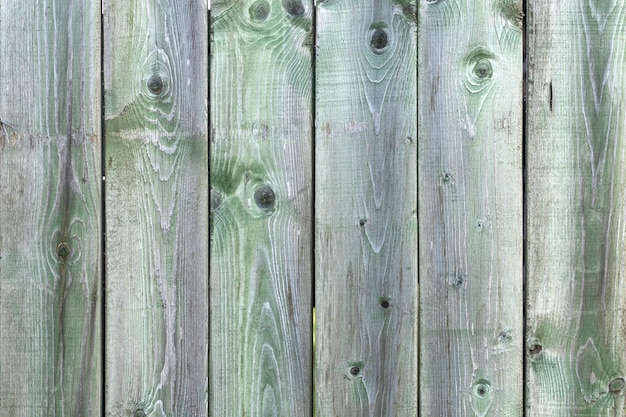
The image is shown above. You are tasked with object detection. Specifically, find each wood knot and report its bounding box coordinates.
[254,185,275,210]
[56,242,71,260]
[348,361,364,378]
[474,382,491,399]
[471,378,493,417]
[609,378,625,393]
[463,47,496,93]
[147,75,164,96]
[473,59,493,79]
[250,0,270,22]
[368,23,389,54]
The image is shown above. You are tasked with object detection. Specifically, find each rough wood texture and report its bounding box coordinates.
[315,1,418,415]
[0,1,102,416]
[209,1,313,415]
[103,1,208,415]
[418,0,523,415]
[526,1,626,415]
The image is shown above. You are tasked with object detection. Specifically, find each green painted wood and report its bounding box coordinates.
[314,1,418,415]
[418,0,523,415]
[0,1,102,416]
[526,2,626,415]
[103,0,208,415]
[209,1,313,415]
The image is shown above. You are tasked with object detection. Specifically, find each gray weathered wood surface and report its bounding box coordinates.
[103,0,209,415]
[209,0,313,415]
[526,1,626,415]
[315,0,418,414]
[2,0,626,415]
[0,1,102,415]
[418,0,524,415]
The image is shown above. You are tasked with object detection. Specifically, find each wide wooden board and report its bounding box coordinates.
[418,0,523,414]
[315,0,418,414]
[103,0,209,415]
[526,1,626,415]
[209,0,313,415]
[0,1,102,415]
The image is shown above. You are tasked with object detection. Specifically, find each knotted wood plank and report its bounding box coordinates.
[0,1,102,415]
[315,1,418,414]
[418,0,523,414]
[103,1,209,415]
[209,0,313,415]
[527,1,626,415]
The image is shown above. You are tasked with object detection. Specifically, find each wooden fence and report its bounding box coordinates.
[0,0,625,415]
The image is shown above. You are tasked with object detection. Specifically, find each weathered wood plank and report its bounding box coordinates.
[315,1,418,415]
[526,1,626,415]
[0,1,102,416]
[418,0,523,415]
[209,1,313,415]
[103,1,208,415]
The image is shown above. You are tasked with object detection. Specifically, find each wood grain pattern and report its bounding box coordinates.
[0,0,102,415]
[315,0,418,415]
[103,1,208,415]
[209,0,313,415]
[526,1,626,415]
[418,0,523,415]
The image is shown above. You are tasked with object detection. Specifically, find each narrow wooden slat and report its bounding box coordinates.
[0,1,102,415]
[418,0,523,414]
[103,1,208,415]
[315,1,418,414]
[209,1,313,415]
[526,2,626,415]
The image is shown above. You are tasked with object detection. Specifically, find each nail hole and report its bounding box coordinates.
[609,378,625,393]
[254,185,275,209]
[358,219,367,227]
[452,275,464,287]
[57,242,71,260]
[442,171,453,182]
[497,330,511,343]
[250,0,270,21]
[350,366,360,376]
[380,299,390,309]
[283,0,305,16]
[133,410,146,417]
[147,75,164,95]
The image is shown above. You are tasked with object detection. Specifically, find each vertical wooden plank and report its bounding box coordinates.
[418,0,523,415]
[0,0,101,415]
[209,0,313,415]
[315,1,418,414]
[103,0,208,415]
[526,2,626,415]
